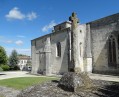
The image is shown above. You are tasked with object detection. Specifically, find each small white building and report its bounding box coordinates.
[18,56,31,70]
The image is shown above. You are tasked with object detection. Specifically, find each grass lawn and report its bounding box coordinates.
[0,95,4,97]
[0,77,59,90]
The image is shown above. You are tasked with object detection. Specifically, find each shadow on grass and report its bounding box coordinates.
[52,80,59,83]
[0,74,6,75]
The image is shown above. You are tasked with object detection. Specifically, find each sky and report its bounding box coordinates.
[0,0,119,56]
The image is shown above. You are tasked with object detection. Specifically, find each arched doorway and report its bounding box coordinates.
[108,35,117,67]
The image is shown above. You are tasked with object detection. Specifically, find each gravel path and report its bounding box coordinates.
[0,86,20,97]
[0,71,39,80]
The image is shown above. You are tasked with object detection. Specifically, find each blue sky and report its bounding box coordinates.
[0,0,119,56]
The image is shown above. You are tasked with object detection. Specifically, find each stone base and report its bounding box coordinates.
[58,72,93,92]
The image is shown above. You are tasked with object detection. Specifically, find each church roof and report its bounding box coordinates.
[31,21,71,41]
[88,13,119,28]
[31,12,119,41]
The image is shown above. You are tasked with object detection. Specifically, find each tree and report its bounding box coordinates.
[0,46,8,66]
[18,54,27,56]
[9,50,19,68]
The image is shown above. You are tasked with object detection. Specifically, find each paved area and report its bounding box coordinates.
[89,73,119,82]
[0,71,39,80]
[0,71,119,82]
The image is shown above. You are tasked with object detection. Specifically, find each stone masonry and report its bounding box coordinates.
[31,12,119,75]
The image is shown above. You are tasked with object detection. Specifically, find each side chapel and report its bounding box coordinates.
[31,12,119,75]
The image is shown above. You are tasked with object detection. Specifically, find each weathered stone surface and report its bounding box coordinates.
[58,72,93,92]
[0,86,20,97]
[32,12,119,76]
[17,80,119,97]
[89,13,119,74]
[31,27,70,75]
[69,12,79,29]
[69,12,80,71]
[58,72,82,91]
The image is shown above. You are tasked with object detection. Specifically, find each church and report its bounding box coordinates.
[31,12,119,75]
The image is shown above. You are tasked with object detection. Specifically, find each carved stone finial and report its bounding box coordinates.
[69,12,79,29]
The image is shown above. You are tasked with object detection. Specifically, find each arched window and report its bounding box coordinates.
[118,35,119,49]
[79,42,82,57]
[108,35,117,67]
[56,42,61,57]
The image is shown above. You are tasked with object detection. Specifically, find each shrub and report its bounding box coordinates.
[0,46,8,65]
[9,65,20,70]
[0,67,3,71]
[1,65,10,71]
[13,65,20,70]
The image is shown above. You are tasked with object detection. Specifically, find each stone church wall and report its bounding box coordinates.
[50,29,69,74]
[31,40,37,74]
[90,13,119,74]
[31,36,47,74]
[31,13,119,75]
[78,24,87,72]
[31,28,70,75]
[84,24,93,72]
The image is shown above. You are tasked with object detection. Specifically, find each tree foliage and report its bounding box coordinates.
[1,64,10,71]
[0,46,8,66]
[9,49,19,68]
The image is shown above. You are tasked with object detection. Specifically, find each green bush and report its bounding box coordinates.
[13,65,20,70]
[1,65,10,71]
[9,65,20,70]
[0,67,3,71]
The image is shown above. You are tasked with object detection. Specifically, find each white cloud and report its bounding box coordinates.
[5,7,37,21]
[17,35,25,38]
[42,20,56,32]
[15,40,23,45]
[5,40,13,44]
[0,37,13,44]
[5,7,25,20]
[27,12,37,20]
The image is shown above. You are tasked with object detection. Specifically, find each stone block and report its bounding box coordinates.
[58,72,93,92]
